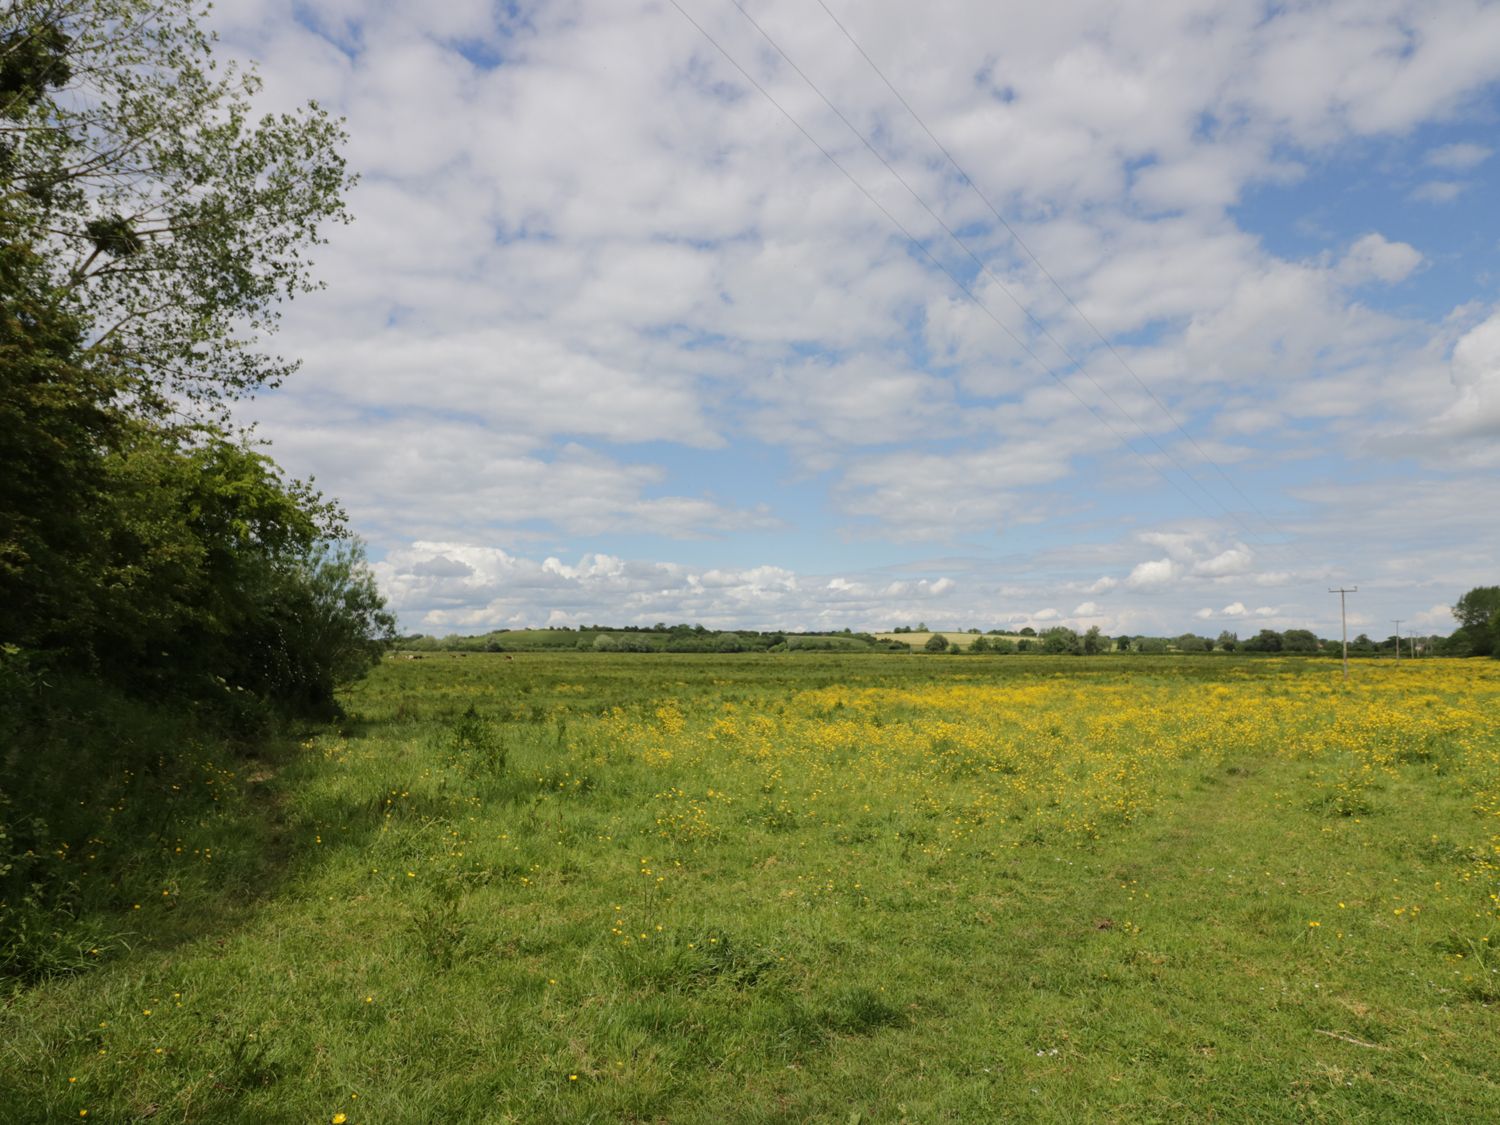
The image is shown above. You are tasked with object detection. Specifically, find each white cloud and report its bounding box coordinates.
[376,542,969,632]
[1192,545,1254,577]
[1435,308,1500,438]
[1337,233,1422,286]
[1412,603,1458,628]
[185,0,1500,636]
[1409,180,1468,204]
[1426,142,1492,170]
[1126,558,1177,589]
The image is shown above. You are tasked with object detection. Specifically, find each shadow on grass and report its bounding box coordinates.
[0,677,336,993]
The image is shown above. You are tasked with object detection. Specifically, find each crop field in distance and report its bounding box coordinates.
[4,653,1498,1122]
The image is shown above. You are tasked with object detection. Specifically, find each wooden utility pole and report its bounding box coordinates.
[1330,587,1357,680]
[1391,619,1402,663]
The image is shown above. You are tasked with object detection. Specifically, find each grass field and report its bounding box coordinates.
[870,631,982,649]
[3,654,1498,1122]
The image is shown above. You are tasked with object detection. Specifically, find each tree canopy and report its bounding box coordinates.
[1,0,390,720]
[1452,586,1500,658]
[2,0,353,415]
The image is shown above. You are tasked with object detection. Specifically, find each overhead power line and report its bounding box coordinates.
[811,0,1290,546]
[663,0,1239,529]
[724,0,1262,543]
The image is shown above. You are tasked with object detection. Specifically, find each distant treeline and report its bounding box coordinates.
[394,623,1458,656]
[398,625,910,654]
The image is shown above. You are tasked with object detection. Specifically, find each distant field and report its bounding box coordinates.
[872,630,985,648]
[4,654,1498,1122]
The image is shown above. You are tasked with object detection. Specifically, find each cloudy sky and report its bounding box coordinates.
[215,0,1500,637]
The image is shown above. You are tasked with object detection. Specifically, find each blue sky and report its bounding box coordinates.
[217,0,1500,637]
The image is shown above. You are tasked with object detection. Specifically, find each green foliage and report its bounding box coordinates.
[447,704,506,781]
[924,632,949,652]
[1453,586,1500,630]
[1453,586,1500,658]
[1281,629,1319,654]
[0,0,387,722]
[1082,625,1106,654]
[1242,629,1283,653]
[1040,626,1081,655]
[1,0,355,414]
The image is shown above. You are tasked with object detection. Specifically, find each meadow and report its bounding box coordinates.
[3,653,1498,1123]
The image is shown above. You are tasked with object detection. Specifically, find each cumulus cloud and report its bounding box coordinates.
[376,543,970,632]
[1126,558,1177,589]
[1409,180,1468,204]
[1435,309,1500,438]
[1336,234,1422,286]
[1192,545,1254,577]
[188,0,1500,635]
[1425,142,1491,170]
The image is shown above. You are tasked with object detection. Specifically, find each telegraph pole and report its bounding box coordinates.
[1330,587,1357,680]
[1391,619,1402,663]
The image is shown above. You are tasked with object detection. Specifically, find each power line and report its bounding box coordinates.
[722,0,1270,546]
[810,0,1291,547]
[664,0,1241,531]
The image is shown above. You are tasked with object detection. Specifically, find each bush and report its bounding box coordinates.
[925,633,950,652]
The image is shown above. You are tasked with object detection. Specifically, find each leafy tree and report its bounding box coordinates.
[1175,633,1207,653]
[1216,631,1238,652]
[1082,625,1106,655]
[1454,587,1500,630]
[1040,627,1081,655]
[924,633,949,652]
[1453,586,1500,657]
[0,0,383,720]
[1281,629,1317,654]
[1242,629,1283,653]
[969,635,990,653]
[1115,634,1133,653]
[1,0,354,417]
[989,637,1017,654]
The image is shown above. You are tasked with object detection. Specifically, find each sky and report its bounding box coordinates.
[213,0,1500,638]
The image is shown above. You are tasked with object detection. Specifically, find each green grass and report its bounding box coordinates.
[2,653,1497,1122]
